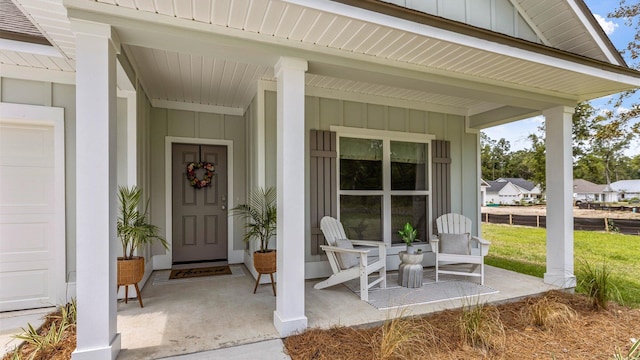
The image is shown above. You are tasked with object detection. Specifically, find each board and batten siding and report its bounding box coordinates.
[381,0,539,43]
[263,91,480,263]
[309,130,337,256]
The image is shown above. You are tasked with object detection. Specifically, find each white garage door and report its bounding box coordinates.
[0,104,65,312]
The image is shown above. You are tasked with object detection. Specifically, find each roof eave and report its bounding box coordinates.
[330,0,640,79]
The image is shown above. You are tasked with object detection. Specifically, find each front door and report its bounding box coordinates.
[172,144,228,263]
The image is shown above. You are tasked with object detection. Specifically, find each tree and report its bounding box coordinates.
[609,2,640,122]
[480,133,511,180]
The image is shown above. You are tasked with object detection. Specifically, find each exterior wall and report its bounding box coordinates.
[0,77,77,282]
[262,89,480,264]
[148,107,247,262]
[486,182,521,204]
[382,0,539,43]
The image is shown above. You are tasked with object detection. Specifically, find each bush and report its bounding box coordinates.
[576,260,621,310]
[459,302,505,352]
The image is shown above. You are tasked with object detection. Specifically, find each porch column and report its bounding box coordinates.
[71,20,121,360]
[273,57,308,336]
[543,106,577,288]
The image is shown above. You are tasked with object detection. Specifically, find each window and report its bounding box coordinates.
[336,128,433,245]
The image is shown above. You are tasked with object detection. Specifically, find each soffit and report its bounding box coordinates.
[4,0,640,120]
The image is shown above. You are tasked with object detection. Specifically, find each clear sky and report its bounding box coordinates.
[482,0,639,157]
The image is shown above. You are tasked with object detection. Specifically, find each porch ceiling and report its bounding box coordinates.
[4,0,640,127]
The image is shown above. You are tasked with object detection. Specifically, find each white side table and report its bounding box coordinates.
[398,251,424,288]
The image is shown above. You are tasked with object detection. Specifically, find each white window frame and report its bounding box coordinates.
[331,126,435,246]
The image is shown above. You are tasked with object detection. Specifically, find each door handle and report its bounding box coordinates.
[221,205,226,210]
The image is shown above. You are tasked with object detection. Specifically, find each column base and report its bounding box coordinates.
[544,273,576,288]
[273,310,307,337]
[72,333,121,360]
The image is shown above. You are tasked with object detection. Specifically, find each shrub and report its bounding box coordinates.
[458,302,505,352]
[524,294,576,330]
[576,260,621,310]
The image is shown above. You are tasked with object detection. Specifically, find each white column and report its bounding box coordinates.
[543,105,577,288]
[273,57,308,337]
[71,20,121,360]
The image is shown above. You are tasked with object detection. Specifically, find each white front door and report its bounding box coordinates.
[0,104,65,311]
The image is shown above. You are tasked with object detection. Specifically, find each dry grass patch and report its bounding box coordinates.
[524,294,577,330]
[458,303,505,353]
[285,290,640,360]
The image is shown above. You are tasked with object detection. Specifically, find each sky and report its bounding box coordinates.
[481,0,639,157]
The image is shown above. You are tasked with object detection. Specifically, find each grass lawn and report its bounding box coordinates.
[482,223,640,308]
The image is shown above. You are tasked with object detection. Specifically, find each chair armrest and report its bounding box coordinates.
[470,236,490,245]
[429,236,439,253]
[349,240,388,248]
[320,245,371,255]
[470,236,490,256]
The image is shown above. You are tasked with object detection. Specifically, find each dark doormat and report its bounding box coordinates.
[169,265,232,280]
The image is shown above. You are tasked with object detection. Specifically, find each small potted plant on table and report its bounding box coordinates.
[398,222,418,254]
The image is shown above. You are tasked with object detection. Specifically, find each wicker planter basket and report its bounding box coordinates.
[253,250,276,274]
[117,256,145,286]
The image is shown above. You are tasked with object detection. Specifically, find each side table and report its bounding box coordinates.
[398,251,424,288]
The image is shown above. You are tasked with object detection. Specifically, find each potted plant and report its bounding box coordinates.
[398,222,418,254]
[231,187,277,275]
[117,186,168,306]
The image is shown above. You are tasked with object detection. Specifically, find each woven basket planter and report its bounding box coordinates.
[253,250,276,274]
[117,256,145,286]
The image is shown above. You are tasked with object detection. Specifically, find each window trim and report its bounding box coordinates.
[332,126,435,246]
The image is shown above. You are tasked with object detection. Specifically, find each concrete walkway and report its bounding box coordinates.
[159,339,290,359]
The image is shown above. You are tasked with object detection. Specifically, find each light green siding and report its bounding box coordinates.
[382,0,541,43]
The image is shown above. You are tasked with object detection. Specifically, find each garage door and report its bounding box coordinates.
[0,105,65,312]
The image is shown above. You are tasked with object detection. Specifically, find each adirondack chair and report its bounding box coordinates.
[431,213,490,284]
[314,216,387,301]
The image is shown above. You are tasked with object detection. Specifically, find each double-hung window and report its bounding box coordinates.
[335,127,433,246]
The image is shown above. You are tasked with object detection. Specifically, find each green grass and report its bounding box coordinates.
[482,223,640,307]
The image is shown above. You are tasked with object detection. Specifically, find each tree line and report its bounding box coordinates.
[481,102,640,188]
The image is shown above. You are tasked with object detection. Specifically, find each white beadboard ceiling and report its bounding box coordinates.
[3,0,639,120]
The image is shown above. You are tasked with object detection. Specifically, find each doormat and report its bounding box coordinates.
[169,265,232,280]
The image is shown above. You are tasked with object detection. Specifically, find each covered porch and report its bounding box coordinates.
[115,265,557,359]
[5,0,637,359]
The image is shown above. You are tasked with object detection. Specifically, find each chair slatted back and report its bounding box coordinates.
[435,213,472,235]
[320,216,347,247]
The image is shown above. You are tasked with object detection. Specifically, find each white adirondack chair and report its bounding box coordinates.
[314,216,387,301]
[431,213,490,284]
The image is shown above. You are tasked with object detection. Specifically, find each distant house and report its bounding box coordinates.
[572,179,617,203]
[496,178,543,199]
[610,180,640,201]
[484,178,541,205]
[480,179,490,206]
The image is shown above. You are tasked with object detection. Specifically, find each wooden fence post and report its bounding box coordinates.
[604,218,609,232]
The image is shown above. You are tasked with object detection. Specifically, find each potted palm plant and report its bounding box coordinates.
[117,186,168,306]
[231,187,277,276]
[398,222,418,254]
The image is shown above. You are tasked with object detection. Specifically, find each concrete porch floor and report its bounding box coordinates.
[114,264,560,359]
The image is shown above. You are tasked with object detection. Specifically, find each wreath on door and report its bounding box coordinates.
[186,162,215,189]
